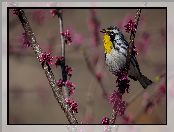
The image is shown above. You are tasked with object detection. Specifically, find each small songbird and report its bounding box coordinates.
[100,26,152,89]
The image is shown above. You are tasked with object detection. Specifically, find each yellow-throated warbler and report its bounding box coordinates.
[100,26,152,88]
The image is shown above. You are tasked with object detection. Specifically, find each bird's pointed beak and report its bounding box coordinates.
[100,29,107,33]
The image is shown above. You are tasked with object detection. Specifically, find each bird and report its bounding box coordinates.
[100,26,152,89]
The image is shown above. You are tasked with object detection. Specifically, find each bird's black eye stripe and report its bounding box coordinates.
[109,31,114,35]
[109,33,115,42]
[109,31,119,36]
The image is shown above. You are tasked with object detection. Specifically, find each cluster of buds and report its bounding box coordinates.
[56,79,75,96]
[101,117,110,124]
[65,65,73,78]
[124,20,137,34]
[55,56,65,66]
[65,80,75,95]
[12,9,20,15]
[61,30,72,44]
[56,79,65,87]
[116,70,130,94]
[109,90,127,116]
[66,99,78,113]
[39,52,53,65]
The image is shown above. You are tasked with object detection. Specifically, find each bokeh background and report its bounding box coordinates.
[8,8,166,124]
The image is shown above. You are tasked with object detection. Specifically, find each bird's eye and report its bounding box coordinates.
[109,32,114,36]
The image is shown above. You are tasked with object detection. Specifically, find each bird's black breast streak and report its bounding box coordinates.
[117,43,122,46]
[115,47,120,51]
[121,45,127,50]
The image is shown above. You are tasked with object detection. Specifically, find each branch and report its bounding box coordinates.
[126,9,142,70]
[110,9,142,124]
[16,9,78,124]
[110,110,117,124]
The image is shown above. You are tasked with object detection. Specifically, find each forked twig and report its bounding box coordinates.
[16,9,78,124]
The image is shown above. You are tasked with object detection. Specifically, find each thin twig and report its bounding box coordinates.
[16,9,78,124]
[56,9,65,58]
[110,109,117,124]
[110,9,142,124]
[56,9,69,99]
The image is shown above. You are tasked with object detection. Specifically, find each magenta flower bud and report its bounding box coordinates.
[101,117,110,124]
[61,30,72,44]
[65,65,73,78]
[12,9,20,15]
[65,80,75,95]
[56,79,64,87]
[109,90,127,116]
[66,98,78,113]
[55,56,65,66]
[39,52,53,65]
[124,20,137,34]
[116,70,130,94]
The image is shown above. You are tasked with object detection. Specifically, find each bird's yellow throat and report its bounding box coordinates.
[103,34,113,54]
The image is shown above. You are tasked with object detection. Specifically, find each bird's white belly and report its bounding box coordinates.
[105,50,126,73]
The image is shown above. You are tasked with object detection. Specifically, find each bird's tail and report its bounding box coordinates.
[138,74,153,89]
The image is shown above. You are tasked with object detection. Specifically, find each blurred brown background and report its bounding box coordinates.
[9,8,166,124]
